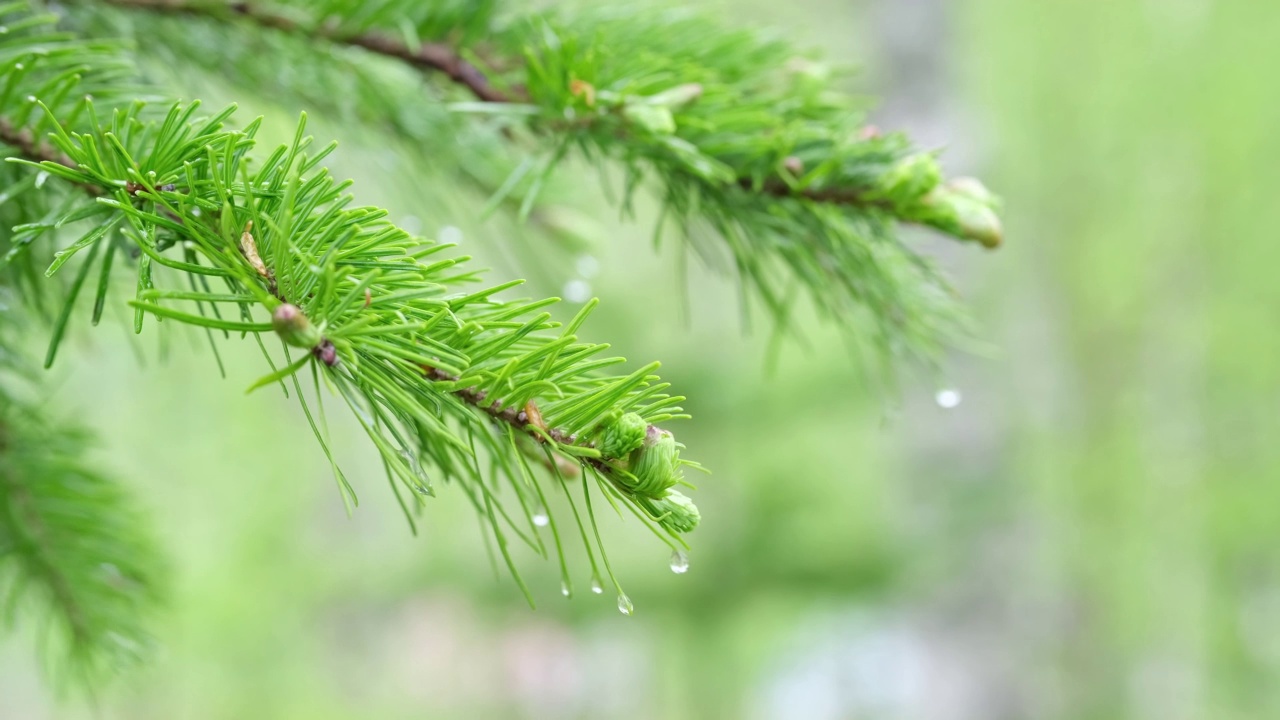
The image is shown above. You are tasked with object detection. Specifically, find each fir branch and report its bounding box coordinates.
[73,0,1002,374]
[86,0,1000,240]
[0,111,639,474]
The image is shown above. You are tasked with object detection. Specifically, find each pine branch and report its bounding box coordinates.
[71,0,1002,374]
[90,0,999,240]
[0,5,700,616]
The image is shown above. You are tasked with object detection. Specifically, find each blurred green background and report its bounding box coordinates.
[6,0,1280,717]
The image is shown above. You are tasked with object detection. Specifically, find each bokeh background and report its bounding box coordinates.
[5,0,1280,717]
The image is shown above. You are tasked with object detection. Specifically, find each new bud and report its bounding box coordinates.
[598,410,648,459]
[649,490,700,534]
[919,178,1003,249]
[876,153,943,202]
[625,425,683,497]
[272,303,323,349]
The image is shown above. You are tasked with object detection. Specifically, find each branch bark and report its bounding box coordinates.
[94,0,513,101]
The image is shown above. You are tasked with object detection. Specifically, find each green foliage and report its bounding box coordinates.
[0,1,702,645]
[0,0,997,695]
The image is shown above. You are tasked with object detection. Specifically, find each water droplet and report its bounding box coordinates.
[398,449,432,495]
[669,549,689,574]
[560,581,571,597]
[532,512,549,527]
[590,577,604,594]
[438,225,463,245]
[935,388,962,409]
[562,279,591,303]
[575,255,600,278]
[617,593,634,615]
[34,171,48,188]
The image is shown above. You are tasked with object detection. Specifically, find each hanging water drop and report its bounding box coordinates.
[935,388,962,409]
[590,577,604,594]
[617,594,634,615]
[532,511,549,527]
[561,581,571,597]
[398,449,432,495]
[669,549,689,574]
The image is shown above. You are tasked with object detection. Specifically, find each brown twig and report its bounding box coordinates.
[422,365,578,445]
[97,0,513,102]
[745,177,897,211]
[0,117,102,196]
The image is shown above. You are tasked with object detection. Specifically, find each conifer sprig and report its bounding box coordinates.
[74,0,1002,371]
[0,5,699,616]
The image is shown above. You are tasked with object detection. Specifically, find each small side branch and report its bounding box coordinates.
[0,118,103,196]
